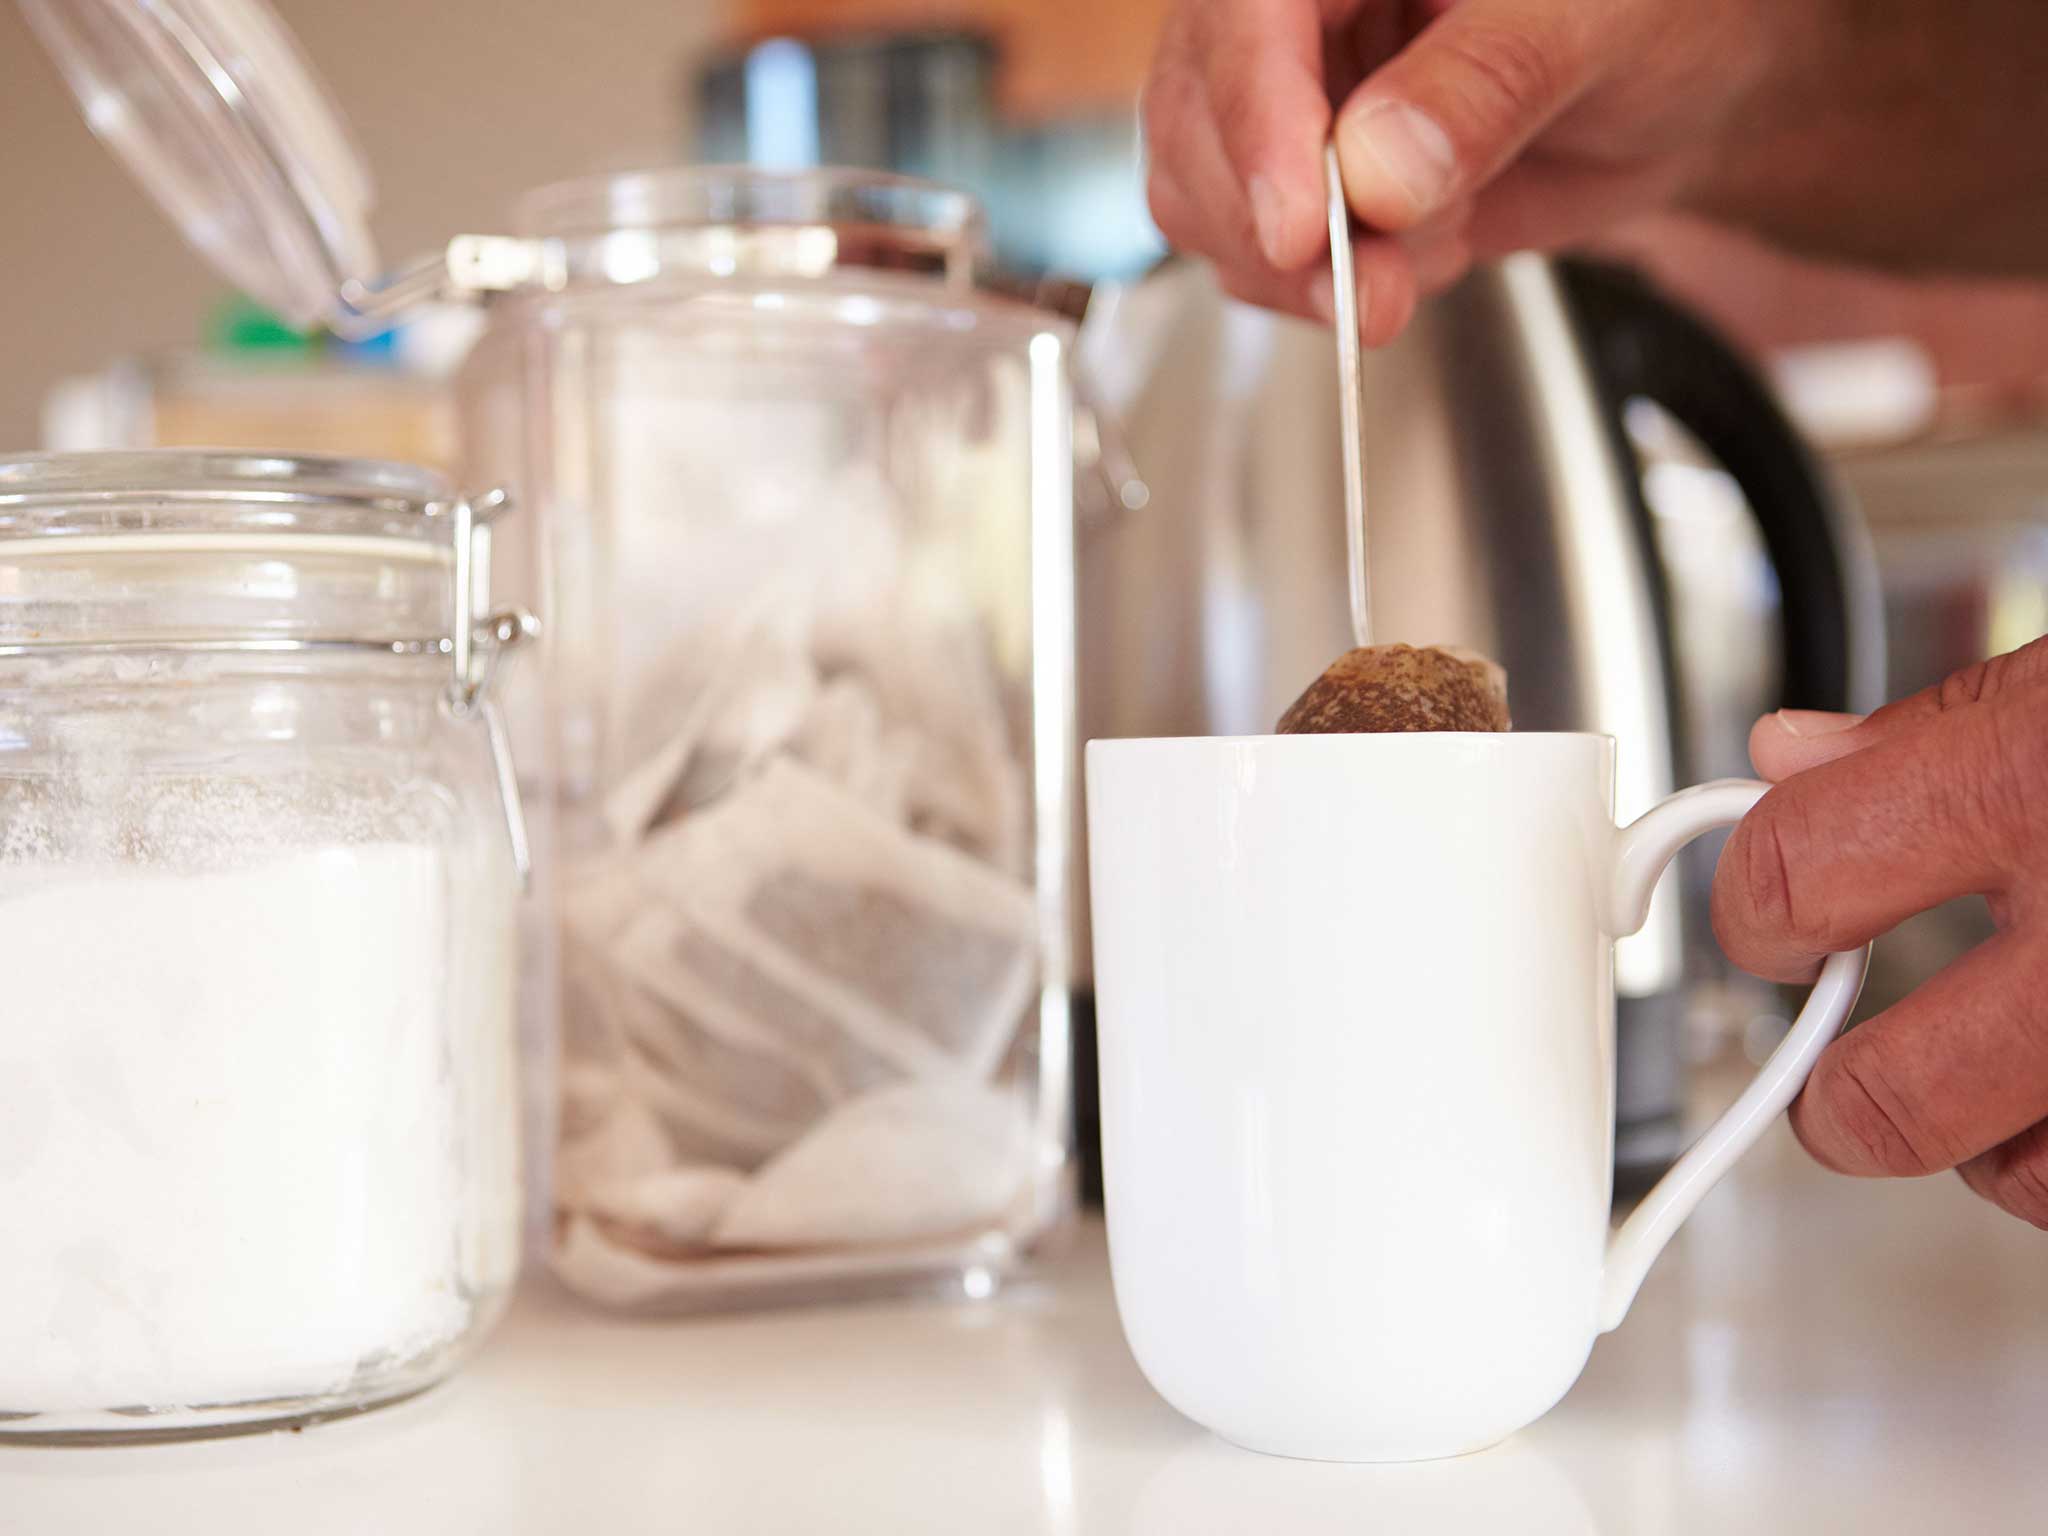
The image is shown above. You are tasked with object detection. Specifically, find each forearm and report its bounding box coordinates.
[1688,0,2048,274]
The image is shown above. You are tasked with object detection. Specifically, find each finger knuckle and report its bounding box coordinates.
[1934,637,2048,712]
[1976,1141,2048,1230]
[1983,695,2048,853]
[1720,796,1835,962]
[1204,64,1257,146]
[1813,1048,1950,1178]
[1905,732,2005,870]
[1981,635,2048,701]
[1914,690,2048,871]
[1139,62,1198,156]
[1216,270,1278,311]
[1739,814,1800,939]
[1144,170,1187,238]
[2013,633,2048,684]
[1138,82,1174,154]
[1434,19,1567,130]
[1936,658,1996,712]
[1365,270,1418,345]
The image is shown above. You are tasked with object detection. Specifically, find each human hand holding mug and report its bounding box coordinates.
[1714,637,2048,1229]
[1086,733,1868,1462]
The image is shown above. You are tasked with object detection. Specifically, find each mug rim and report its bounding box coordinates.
[1088,731,1615,753]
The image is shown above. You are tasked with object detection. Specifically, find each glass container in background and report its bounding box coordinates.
[458,168,1078,1309]
[0,451,529,1438]
[23,0,1082,1311]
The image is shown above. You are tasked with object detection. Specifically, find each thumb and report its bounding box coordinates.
[1749,635,2048,782]
[1334,0,1611,231]
[1748,709,1869,782]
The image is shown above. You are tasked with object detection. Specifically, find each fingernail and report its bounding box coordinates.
[1775,709,1864,738]
[1307,272,1336,323]
[1248,174,1287,266]
[1341,101,1457,218]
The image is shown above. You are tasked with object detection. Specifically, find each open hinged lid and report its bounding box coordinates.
[22,0,1017,329]
[21,0,379,331]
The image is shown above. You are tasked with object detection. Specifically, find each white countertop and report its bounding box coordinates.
[7,1062,2046,1535]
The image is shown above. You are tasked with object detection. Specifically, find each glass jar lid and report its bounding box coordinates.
[0,451,519,675]
[20,0,377,331]
[0,450,538,878]
[22,1,999,332]
[511,165,988,286]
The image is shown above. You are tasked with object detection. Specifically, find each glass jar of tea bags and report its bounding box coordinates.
[458,169,1079,1309]
[0,451,531,1438]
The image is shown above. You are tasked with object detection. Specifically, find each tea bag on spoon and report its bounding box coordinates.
[1288,148,1512,736]
[1277,644,1511,733]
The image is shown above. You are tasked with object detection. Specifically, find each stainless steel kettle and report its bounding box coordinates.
[1070,252,1886,1199]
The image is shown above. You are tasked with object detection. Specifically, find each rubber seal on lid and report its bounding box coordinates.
[19,0,378,330]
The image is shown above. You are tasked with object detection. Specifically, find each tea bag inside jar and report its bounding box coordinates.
[711,1081,1032,1250]
[554,496,1043,1289]
[627,760,1036,1072]
[1276,644,1511,734]
[602,602,819,844]
[788,675,918,827]
[813,606,1028,877]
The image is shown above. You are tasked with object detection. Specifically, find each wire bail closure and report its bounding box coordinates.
[437,487,539,890]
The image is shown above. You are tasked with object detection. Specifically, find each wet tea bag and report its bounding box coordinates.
[631,758,1037,1082]
[1276,644,1511,734]
[712,1081,1032,1251]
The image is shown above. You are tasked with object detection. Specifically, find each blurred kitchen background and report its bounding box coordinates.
[5,0,2045,1203]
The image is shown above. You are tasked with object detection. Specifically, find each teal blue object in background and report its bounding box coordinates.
[205,293,403,363]
[334,328,399,364]
[982,116,1163,283]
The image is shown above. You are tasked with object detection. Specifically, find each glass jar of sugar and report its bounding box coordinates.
[0,450,534,1442]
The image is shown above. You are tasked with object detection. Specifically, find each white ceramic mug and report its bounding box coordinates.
[1086,733,1869,1463]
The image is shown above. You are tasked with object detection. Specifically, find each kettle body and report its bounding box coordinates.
[1073,252,1884,1192]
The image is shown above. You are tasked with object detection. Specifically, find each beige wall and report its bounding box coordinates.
[0,0,723,450]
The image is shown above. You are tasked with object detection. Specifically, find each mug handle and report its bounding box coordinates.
[1598,778,1872,1332]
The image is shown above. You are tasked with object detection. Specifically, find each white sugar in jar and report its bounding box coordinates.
[0,452,531,1441]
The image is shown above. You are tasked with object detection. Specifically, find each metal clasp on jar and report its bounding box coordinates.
[436,487,541,890]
